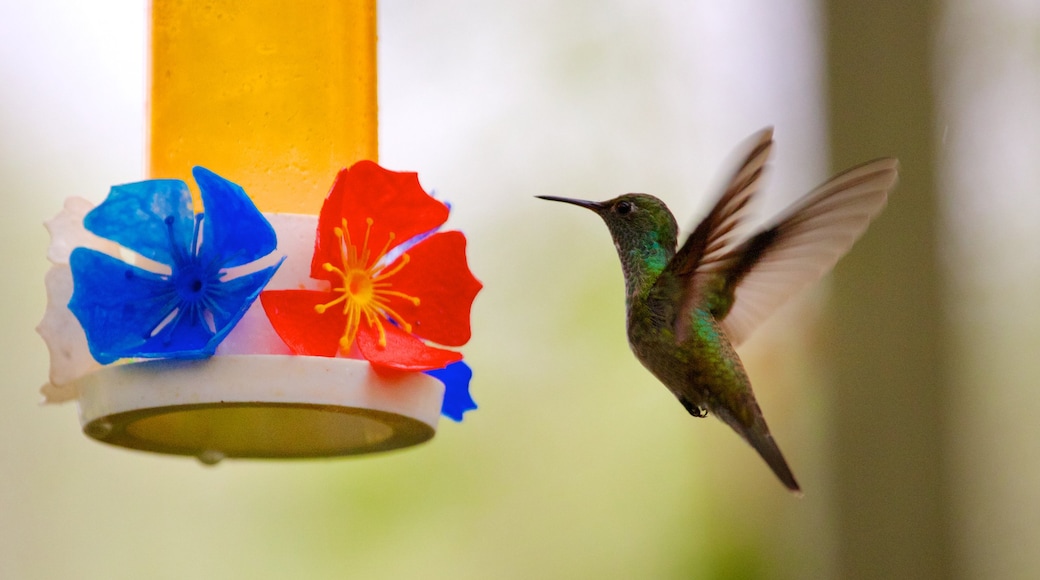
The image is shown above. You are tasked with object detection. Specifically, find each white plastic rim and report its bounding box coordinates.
[73,355,444,463]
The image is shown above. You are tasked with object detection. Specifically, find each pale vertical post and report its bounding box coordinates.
[824,1,953,579]
[149,0,378,213]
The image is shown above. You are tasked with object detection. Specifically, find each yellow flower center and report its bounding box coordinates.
[314,217,420,351]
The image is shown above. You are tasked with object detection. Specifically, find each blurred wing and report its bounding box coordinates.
[666,128,774,340]
[718,158,899,345]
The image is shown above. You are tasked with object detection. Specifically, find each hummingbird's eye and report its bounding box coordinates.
[615,200,634,215]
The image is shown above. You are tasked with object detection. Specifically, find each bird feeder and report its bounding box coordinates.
[38,0,481,463]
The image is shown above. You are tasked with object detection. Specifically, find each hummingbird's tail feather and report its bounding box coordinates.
[714,406,802,494]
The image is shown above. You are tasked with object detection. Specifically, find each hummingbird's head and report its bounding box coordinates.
[537,194,678,294]
[537,193,678,254]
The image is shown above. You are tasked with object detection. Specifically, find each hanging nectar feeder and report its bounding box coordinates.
[38,1,481,463]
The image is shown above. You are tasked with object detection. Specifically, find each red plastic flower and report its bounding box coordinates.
[260,161,481,371]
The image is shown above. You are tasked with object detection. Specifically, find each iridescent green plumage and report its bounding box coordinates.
[539,128,898,493]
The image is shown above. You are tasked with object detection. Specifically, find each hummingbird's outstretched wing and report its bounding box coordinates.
[663,127,775,342]
[715,158,898,345]
[664,127,898,346]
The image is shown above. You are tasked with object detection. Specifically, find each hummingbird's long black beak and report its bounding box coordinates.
[535,195,605,212]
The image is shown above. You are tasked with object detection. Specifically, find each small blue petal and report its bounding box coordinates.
[194,166,278,269]
[69,248,181,364]
[83,179,193,266]
[202,259,285,347]
[426,361,476,422]
[135,314,219,360]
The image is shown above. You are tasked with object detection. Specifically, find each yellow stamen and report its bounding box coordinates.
[371,299,414,335]
[375,231,397,266]
[356,217,371,266]
[375,290,421,306]
[374,254,411,281]
[311,216,424,352]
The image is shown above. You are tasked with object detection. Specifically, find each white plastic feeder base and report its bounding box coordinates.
[72,355,444,464]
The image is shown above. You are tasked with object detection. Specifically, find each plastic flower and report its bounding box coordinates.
[260,161,482,373]
[68,167,283,364]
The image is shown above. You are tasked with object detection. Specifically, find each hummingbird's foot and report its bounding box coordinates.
[678,396,708,418]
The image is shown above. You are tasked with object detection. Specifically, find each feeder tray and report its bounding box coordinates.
[74,356,442,464]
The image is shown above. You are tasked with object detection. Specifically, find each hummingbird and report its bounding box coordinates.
[538,128,898,493]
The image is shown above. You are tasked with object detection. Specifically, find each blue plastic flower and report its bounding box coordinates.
[426,361,477,422]
[68,167,283,364]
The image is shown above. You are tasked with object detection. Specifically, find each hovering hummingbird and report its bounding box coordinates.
[538,128,898,493]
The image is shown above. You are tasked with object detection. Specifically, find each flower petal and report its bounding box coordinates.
[38,265,98,398]
[381,231,482,346]
[356,322,462,372]
[426,361,477,421]
[194,166,278,268]
[69,248,183,364]
[260,289,349,357]
[312,161,449,281]
[202,260,284,349]
[83,179,193,265]
[45,197,122,265]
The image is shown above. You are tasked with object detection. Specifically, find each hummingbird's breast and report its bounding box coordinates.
[627,299,752,416]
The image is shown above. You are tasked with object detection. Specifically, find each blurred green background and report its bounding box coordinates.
[3,1,1039,579]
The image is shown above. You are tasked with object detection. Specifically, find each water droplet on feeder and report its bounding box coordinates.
[197,449,225,466]
[85,420,113,439]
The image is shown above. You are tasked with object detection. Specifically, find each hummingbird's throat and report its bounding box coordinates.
[314,217,420,352]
